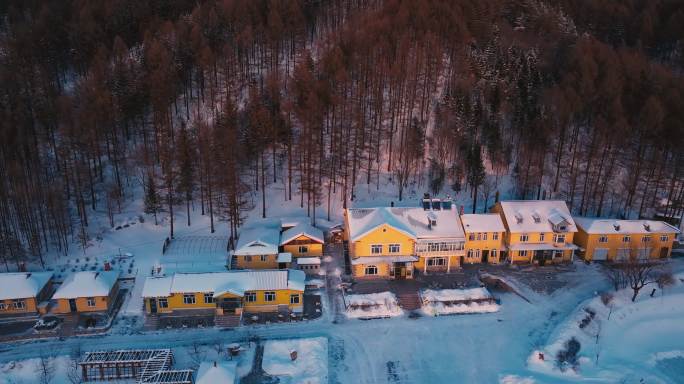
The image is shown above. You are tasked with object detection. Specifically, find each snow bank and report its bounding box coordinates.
[499,374,536,384]
[420,288,499,316]
[262,337,328,384]
[344,292,403,319]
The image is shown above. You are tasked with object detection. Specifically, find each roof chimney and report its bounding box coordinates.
[515,212,523,224]
[643,223,651,232]
[613,222,620,231]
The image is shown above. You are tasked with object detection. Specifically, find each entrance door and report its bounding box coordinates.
[534,251,545,266]
[68,299,77,312]
[149,298,158,314]
[482,250,489,263]
[278,262,287,269]
[660,247,669,259]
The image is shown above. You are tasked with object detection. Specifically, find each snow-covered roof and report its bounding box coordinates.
[508,243,579,251]
[280,223,324,245]
[346,207,465,242]
[234,219,281,256]
[195,361,237,384]
[297,257,321,265]
[52,271,120,299]
[277,252,293,263]
[141,269,305,298]
[163,236,228,263]
[0,272,53,301]
[574,217,681,235]
[497,201,577,233]
[460,214,505,233]
[421,287,493,302]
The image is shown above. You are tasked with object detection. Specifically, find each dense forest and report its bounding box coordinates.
[1,0,683,269]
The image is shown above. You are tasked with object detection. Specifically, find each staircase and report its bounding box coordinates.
[230,255,238,270]
[143,315,160,331]
[396,293,422,311]
[215,313,242,328]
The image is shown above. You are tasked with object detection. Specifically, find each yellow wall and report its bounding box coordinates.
[352,262,391,278]
[0,297,38,315]
[575,229,676,262]
[464,231,505,264]
[349,224,415,258]
[282,235,323,257]
[145,289,303,314]
[235,254,279,269]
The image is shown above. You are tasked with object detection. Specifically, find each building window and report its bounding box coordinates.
[477,233,482,240]
[183,294,196,305]
[483,233,488,241]
[468,233,475,241]
[493,232,499,240]
[158,298,168,308]
[623,235,631,243]
[0,303,5,310]
[245,255,252,262]
[365,265,378,275]
[519,250,528,258]
[290,294,300,304]
[245,292,256,302]
[260,255,268,262]
[204,293,214,304]
[491,249,497,258]
[642,236,651,243]
[264,291,276,302]
[86,297,96,307]
[520,234,529,242]
[660,235,668,242]
[553,234,566,243]
[428,257,446,266]
[467,249,474,258]
[539,233,545,242]
[598,235,608,243]
[13,300,26,310]
[298,245,308,253]
[389,244,400,253]
[370,244,382,254]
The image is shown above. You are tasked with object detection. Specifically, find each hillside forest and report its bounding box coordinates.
[1,0,683,268]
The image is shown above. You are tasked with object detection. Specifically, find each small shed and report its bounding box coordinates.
[296,257,321,275]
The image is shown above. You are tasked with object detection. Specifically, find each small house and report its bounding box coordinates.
[196,361,238,384]
[279,223,325,258]
[52,271,120,314]
[0,272,53,315]
[461,214,506,264]
[232,220,281,269]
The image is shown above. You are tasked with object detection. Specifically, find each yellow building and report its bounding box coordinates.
[141,269,305,316]
[232,220,284,269]
[574,218,680,262]
[492,200,578,264]
[280,223,324,258]
[52,271,120,314]
[0,272,53,315]
[345,205,466,279]
[461,214,506,264]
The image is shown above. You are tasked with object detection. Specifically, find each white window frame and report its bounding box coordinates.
[642,236,652,243]
[491,249,497,258]
[388,244,400,253]
[553,234,566,243]
[492,232,499,240]
[622,235,631,243]
[520,234,529,242]
[477,233,482,240]
[260,255,268,262]
[539,233,545,242]
[86,297,96,307]
[183,294,196,305]
[598,235,608,243]
[427,257,446,266]
[13,300,25,310]
[468,233,476,241]
[204,293,214,304]
[298,245,308,253]
[365,265,378,275]
[0,303,5,310]
[290,294,300,304]
[158,298,168,308]
[264,291,276,302]
[244,255,252,262]
[245,292,256,302]
[482,233,488,241]
[370,244,383,254]
[519,250,528,258]
[660,235,668,242]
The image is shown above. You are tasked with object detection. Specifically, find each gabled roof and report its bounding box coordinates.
[574,217,681,235]
[234,219,281,256]
[280,223,324,245]
[52,271,120,299]
[0,272,53,301]
[460,214,505,233]
[141,269,305,298]
[497,200,577,233]
[346,207,465,242]
[196,361,237,384]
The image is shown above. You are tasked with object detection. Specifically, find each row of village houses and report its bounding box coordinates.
[0,200,679,322]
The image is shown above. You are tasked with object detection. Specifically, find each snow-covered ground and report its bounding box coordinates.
[420,287,500,316]
[343,292,404,319]
[263,337,328,384]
